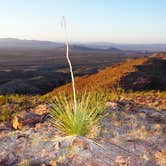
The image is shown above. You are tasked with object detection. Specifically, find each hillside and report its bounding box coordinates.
[53,54,166,94]
[0,40,150,95]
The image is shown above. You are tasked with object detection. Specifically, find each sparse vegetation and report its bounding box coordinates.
[0,95,41,123]
[0,107,12,122]
[49,92,106,136]
[0,89,165,123]
[109,85,125,101]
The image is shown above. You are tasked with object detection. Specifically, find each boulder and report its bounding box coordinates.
[12,111,46,130]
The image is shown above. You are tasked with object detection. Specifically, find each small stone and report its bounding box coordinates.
[115,156,130,166]
[72,136,90,150]
[106,102,118,109]
[50,160,57,166]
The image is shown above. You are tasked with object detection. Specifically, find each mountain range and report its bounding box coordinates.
[0,38,166,52]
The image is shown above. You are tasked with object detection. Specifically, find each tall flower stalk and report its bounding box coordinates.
[62,16,77,114]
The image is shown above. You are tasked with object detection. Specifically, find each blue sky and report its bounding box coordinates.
[0,0,165,43]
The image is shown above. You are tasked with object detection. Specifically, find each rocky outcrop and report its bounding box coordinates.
[0,100,165,165]
[0,123,143,166]
[0,123,114,166]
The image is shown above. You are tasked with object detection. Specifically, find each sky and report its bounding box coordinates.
[0,0,165,43]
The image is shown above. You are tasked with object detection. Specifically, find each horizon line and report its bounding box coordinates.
[0,37,166,45]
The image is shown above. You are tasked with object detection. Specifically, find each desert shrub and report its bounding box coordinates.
[49,92,106,136]
[0,95,8,105]
[0,107,13,122]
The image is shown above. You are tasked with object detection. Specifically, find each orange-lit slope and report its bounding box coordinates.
[52,58,147,94]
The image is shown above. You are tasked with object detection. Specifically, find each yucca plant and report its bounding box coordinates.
[49,18,106,136]
[49,92,106,136]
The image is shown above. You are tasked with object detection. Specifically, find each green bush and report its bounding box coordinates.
[49,92,106,136]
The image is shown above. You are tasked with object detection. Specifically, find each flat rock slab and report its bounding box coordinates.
[0,122,143,166]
